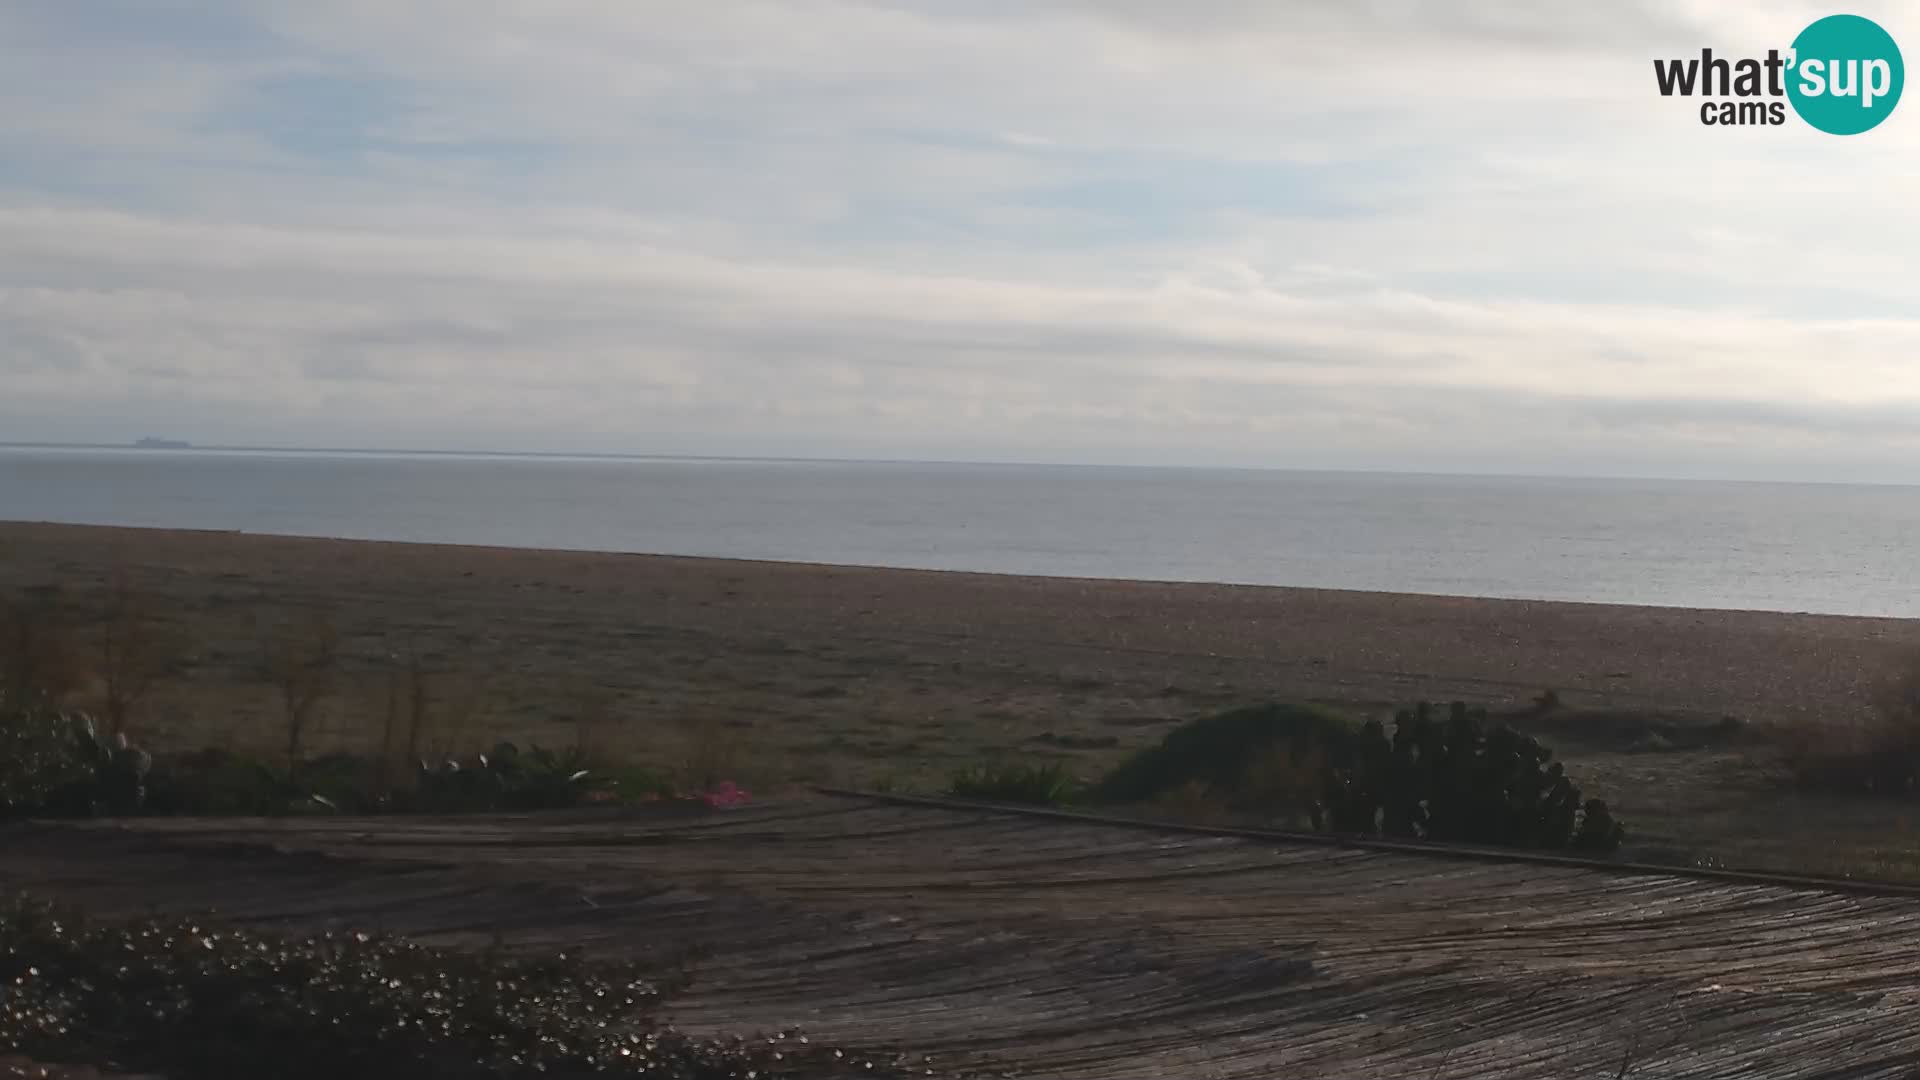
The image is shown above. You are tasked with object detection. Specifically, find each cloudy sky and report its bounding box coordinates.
[5,1,1920,479]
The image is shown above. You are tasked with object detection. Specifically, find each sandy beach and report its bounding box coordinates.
[1,519,1910,754]
[10,518,1920,873]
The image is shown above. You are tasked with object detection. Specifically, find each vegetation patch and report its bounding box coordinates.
[1779,655,1920,797]
[1504,705,1751,755]
[0,699,150,819]
[0,896,935,1079]
[2,694,744,820]
[1092,702,1625,852]
[1092,704,1354,811]
[1027,732,1119,751]
[947,761,1079,806]
[141,746,293,817]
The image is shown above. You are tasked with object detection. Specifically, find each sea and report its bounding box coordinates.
[4,446,1920,617]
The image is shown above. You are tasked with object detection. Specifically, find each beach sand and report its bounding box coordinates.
[2,518,1910,748]
[6,519,1920,869]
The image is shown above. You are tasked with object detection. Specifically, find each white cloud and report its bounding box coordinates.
[3,1,1920,477]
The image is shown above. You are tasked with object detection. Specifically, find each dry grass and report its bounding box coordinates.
[362,643,494,791]
[90,573,178,737]
[1776,649,1920,797]
[0,586,87,705]
[260,610,340,771]
[1150,779,1234,825]
[1236,742,1329,828]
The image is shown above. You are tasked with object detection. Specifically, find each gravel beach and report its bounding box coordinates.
[2,521,1910,749]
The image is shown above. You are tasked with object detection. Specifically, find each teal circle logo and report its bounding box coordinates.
[1787,14,1904,134]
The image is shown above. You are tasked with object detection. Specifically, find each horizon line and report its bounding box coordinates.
[0,439,1912,491]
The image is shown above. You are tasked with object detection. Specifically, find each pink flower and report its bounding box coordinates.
[701,781,751,808]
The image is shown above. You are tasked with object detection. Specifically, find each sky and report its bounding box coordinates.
[4,1,1920,480]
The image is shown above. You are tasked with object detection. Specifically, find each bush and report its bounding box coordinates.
[1093,702,1625,853]
[0,697,151,820]
[0,895,932,1079]
[144,748,298,816]
[0,698,87,817]
[141,743,613,818]
[11,728,629,820]
[1330,703,1624,852]
[948,761,1078,805]
[604,764,679,802]
[1092,704,1354,814]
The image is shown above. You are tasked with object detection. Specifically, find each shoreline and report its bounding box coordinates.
[3,518,1913,625]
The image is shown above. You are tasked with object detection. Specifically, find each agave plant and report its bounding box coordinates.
[411,742,601,812]
[58,711,152,816]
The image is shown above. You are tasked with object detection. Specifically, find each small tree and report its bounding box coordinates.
[375,640,490,797]
[93,573,176,736]
[264,612,340,779]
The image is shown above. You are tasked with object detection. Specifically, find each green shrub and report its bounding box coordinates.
[0,895,932,1079]
[1092,704,1354,812]
[1093,702,1625,853]
[144,748,295,816]
[298,751,390,813]
[948,761,1078,805]
[603,764,678,802]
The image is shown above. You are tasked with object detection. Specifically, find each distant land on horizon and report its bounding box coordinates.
[0,439,805,464]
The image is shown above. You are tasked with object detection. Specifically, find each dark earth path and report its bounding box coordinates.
[6,796,1920,1079]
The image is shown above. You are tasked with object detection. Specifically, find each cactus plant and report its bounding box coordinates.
[407,741,600,812]
[61,712,152,816]
[1095,701,1626,853]
[0,695,86,818]
[0,695,152,818]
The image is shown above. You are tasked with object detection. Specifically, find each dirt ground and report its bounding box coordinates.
[5,520,1920,872]
[10,799,1920,1079]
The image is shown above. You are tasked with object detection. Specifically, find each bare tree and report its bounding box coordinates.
[93,572,176,735]
[375,639,489,794]
[265,611,340,777]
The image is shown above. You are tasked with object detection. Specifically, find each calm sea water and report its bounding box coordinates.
[4,447,1920,617]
